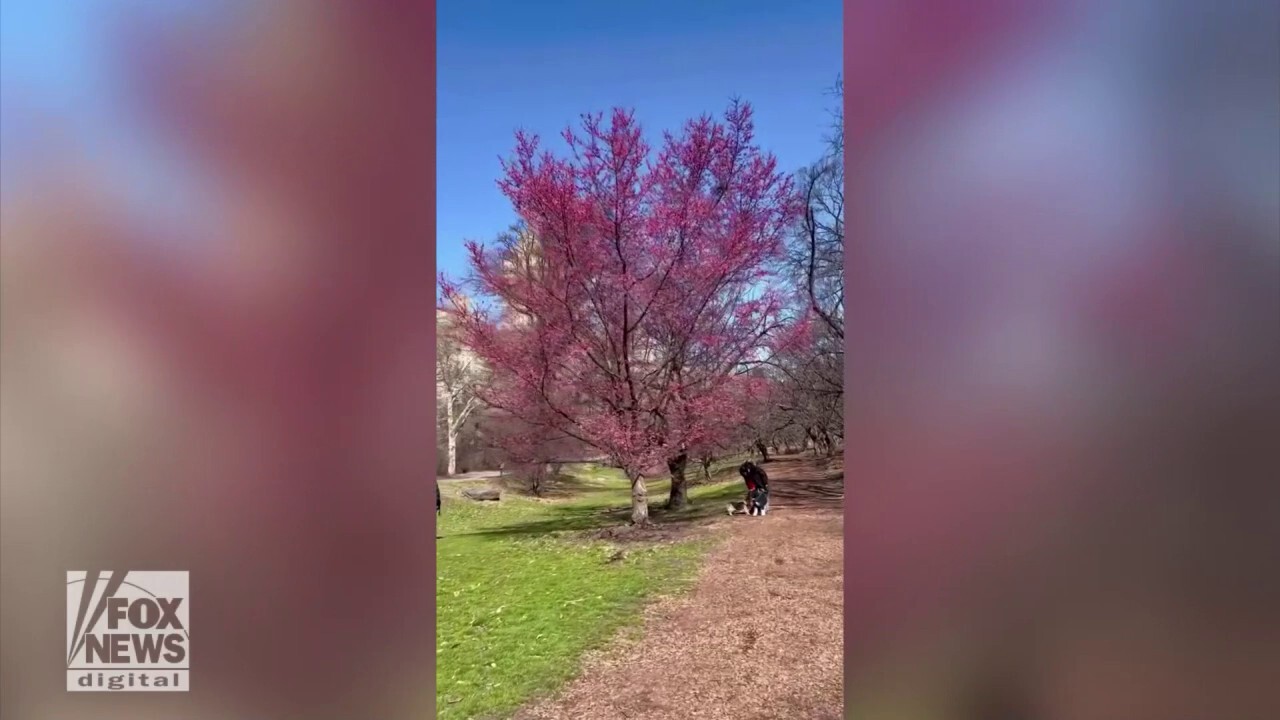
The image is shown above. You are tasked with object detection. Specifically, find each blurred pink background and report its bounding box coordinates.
[2,3,436,718]
[843,1,1279,718]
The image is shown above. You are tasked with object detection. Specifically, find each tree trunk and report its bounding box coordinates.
[666,452,690,511]
[820,428,834,456]
[446,395,458,476]
[628,469,649,525]
[754,439,771,463]
[447,433,458,476]
[529,465,544,496]
[700,457,713,481]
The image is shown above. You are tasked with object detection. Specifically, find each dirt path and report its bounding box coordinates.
[438,471,500,484]
[514,455,844,720]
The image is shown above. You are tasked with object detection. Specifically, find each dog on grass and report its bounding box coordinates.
[725,490,771,516]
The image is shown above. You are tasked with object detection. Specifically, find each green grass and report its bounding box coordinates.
[436,460,746,720]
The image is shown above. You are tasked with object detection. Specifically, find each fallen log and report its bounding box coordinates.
[461,488,501,502]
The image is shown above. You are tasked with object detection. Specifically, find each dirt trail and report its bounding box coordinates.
[515,455,844,720]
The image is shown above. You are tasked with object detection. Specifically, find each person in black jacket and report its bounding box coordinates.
[738,461,771,516]
[436,481,441,515]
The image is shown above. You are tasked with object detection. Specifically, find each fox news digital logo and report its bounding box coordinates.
[66,571,189,692]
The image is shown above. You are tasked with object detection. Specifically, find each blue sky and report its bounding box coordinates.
[437,0,843,281]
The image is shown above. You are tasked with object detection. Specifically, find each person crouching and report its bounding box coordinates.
[738,461,771,516]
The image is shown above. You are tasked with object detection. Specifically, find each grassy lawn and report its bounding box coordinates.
[436,460,746,720]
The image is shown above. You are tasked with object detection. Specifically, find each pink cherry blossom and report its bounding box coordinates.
[442,101,806,523]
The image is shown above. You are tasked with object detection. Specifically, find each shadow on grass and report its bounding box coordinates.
[493,474,626,499]
[485,456,748,501]
[458,482,746,541]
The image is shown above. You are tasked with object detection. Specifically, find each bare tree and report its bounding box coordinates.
[793,75,845,344]
[437,308,485,476]
[749,76,845,456]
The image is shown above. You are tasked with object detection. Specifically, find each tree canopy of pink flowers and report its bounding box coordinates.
[441,101,810,523]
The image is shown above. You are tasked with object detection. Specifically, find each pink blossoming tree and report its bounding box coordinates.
[441,101,804,524]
